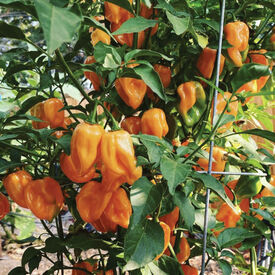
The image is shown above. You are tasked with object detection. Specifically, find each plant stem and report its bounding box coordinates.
[267,248,275,275]
[168,243,185,275]
[250,247,257,275]
[133,0,140,49]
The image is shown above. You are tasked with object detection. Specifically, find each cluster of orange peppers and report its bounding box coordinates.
[3,170,64,222]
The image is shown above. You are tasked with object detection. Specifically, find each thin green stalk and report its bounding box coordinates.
[97,100,120,130]
[0,141,42,157]
[98,248,106,275]
[250,247,257,275]
[267,248,275,275]
[40,220,55,237]
[26,37,50,58]
[90,100,98,124]
[252,12,273,41]
[133,0,140,49]
[168,243,185,275]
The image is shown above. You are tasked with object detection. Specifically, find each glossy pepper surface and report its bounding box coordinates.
[3,170,32,208]
[260,175,275,197]
[101,130,142,191]
[155,222,171,260]
[181,265,199,275]
[153,64,171,88]
[90,29,111,46]
[246,50,270,91]
[214,91,238,133]
[84,56,101,91]
[159,206,179,232]
[92,212,118,233]
[165,235,190,263]
[235,175,262,199]
[43,98,65,128]
[141,108,169,138]
[60,152,95,183]
[115,63,147,109]
[70,122,105,176]
[196,47,225,79]
[30,102,49,129]
[177,81,207,128]
[104,0,133,24]
[224,21,249,67]
[0,193,9,220]
[104,188,132,229]
[235,79,257,103]
[121,116,142,135]
[76,181,113,223]
[24,177,64,221]
[72,261,95,275]
[216,203,241,228]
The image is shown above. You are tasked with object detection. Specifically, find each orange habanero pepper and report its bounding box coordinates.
[104,0,133,24]
[43,98,65,128]
[181,265,199,275]
[92,212,118,233]
[121,116,142,135]
[24,177,64,221]
[155,221,171,260]
[0,193,10,220]
[104,187,132,229]
[260,175,275,197]
[3,170,32,208]
[30,101,49,129]
[115,63,147,109]
[196,47,225,79]
[76,181,113,224]
[90,29,111,46]
[101,130,142,191]
[235,79,258,104]
[70,122,105,176]
[72,261,98,275]
[84,56,101,91]
[159,206,180,232]
[224,21,249,67]
[60,152,96,183]
[141,108,169,138]
[216,203,241,228]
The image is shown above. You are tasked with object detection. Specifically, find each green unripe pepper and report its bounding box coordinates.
[235,175,262,199]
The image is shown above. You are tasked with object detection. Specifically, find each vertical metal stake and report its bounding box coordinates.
[200,0,226,274]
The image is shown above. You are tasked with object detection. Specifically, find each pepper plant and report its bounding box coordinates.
[0,0,275,275]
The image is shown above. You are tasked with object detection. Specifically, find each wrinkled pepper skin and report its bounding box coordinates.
[72,261,95,275]
[92,212,118,233]
[76,181,113,223]
[121,116,142,135]
[224,21,249,67]
[196,147,227,175]
[115,63,147,109]
[165,235,190,263]
[70,122,105,176]
[181,265,199,275]
[60,152,95,183]
[0,193,9,220]
[196,47,225,79]
[177,81,207,128]
[155,222,171,260]
[101,130,142,191]
[30,102,49,129]
[90,29,111,46]
[235,79,258,103]
[104,0,133,25]
[216,203,241,228]
[104,188,132,229]
[43,98,65,128]
[235,175,262,199]
[153,64,171,88]
[24,177,64,221]
[3,170,32,208]
[84,56,101,91]
[246,50,270,91]
[159,206,179,232]
[141,108,169,138]
[214,91,238,133]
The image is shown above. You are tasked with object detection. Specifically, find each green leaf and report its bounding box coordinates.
[140,139,163,166]
[195,208,216,230]
[166,11,189,35]
[43,237,65,253]
[16,95,46,115]
[133,63,167,101]
[173,191,194,231]
[226,129,275,143]
[218,259,232,275]
[238,236,262,252]
[160,156,189,195]
[148,255,182,275]
[217,228,260,249]
[0,159,23,173]
[112,16,158,35]
[261,197,275,207]
[105,0,134,13]
[243,214,270,235]
[0,21,27,41]
[12,211,36,240]
[8,267,26,275]
[0,0,37,17]
[249,208,275,226]
[193,172,235,210]
[124,49,172,63]
[34,0,82,53]
[53,134,71,155]
[21,247,41,273]
[3,61,36,81]
[231,64,271,91]
[130,177,162,228]
[124,220,164,271]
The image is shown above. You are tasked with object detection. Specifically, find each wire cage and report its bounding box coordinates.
[199,0,273,274]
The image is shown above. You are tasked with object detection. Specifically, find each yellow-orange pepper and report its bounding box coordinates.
[43,98,65,128]
[70,122,105,176]
[155,222,171,260]
[101,130,142,191]
[90,29,111,46]
[30,102,49,129]
[181,265,199,275]
[0,193,9,220]
[24,177,64,221]
[216,203,241,228]
[92,212,118,233]
[76,181,113,223]
[141,108,169,138]
[235,79,258,103]
[121,116,142,135]
[3,170,32,208]
[104,0,133,24]
[224,21,249,67]
[84,56,101,91]
[159,206,180,232]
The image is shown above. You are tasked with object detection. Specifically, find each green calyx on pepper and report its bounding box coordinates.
[177,81,207,128]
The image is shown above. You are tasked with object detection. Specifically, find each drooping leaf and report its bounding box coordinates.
[218,259,232,275]
[0,0,37,17]
[124,49,172,63]
[166,11,189,35]
[0,21,27,41]
[34,0,82,53]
